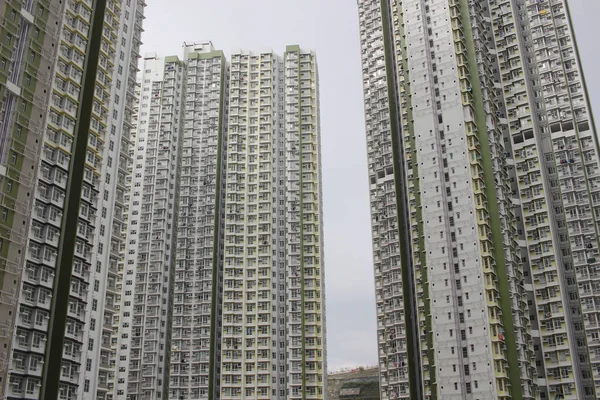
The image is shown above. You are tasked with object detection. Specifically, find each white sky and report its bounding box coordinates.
[139,0,600,372]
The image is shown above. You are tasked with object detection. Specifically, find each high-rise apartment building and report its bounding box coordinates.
[283,46,326,400]
[115,52,187,400]
[116,43,326,400]
[0,0,145,399]
[358,0,599,399]
[220,46,326,400]
[115,42,228,400]
[171,43,227,400]
[219,48,288,400]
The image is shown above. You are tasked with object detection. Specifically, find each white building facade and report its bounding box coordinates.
[0,0,144,399]
[283,47,326,400]
[358,0,599,399]
[170,42,228,400]
[219,46,326,400]
[219,48,287,400]
[116,43,326,400]
[115,53,186,400]
[83,0,145,398]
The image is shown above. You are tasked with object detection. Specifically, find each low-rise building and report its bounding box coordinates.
[328,368,380,400]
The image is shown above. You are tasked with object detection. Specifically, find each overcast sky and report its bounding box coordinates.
[139,0,600,372]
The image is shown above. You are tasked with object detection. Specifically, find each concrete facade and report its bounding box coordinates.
[358,0,599,399]
[115,43,327,400]
[0,0,144,399]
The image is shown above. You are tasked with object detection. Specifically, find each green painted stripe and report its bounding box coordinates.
[40,1,108,399]
[164,55,180,63]
[186,51,224,60]
[379,1,423,398]
[456,0,522,398]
